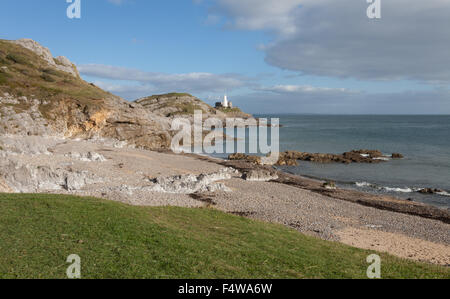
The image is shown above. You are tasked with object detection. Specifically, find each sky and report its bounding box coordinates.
[1,0,450,114]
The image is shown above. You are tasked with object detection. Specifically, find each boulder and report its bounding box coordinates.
[228,153,262,165]
[243,169,279,182]
[392,153,404,159]
[148,168,236,194]
[418,188,443,194]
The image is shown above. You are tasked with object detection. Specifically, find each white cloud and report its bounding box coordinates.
[210,0,302,35]
[78,64,251,99]
[234,88,450,115]
[210,0,450,83]
[259,84,353,94]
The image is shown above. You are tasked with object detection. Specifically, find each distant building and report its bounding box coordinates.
[215,95,233,109]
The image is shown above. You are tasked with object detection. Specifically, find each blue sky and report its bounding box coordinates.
[1,0,449,114]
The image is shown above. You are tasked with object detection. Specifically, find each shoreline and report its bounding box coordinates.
[0,136,449,266]
[181,152,450,266]
[184,152,450,225]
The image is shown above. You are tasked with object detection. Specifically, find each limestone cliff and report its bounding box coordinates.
[135,93,252,121]
[0,39,171,150]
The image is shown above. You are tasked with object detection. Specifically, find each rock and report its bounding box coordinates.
[65,152,107,162]
[0,158,101,193]
[0,177,13,193]
[279,150,392,165]
[0,39,173,150]
[228,153,262,165]
[229,149,395,166]
[392,153,404,159]
[323,181,337,190]
[350,149,383,158]
[418,188,443,194]
[12,39,79,77]
[148,168,236,194]
[64,171,91,191]
[243,169,279,182]
[0,135,57,155]
[136,93,252,121]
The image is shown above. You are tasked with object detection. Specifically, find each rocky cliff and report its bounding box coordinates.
[0,39,171,149]
[135,93,252,120]
[0,39,255,150]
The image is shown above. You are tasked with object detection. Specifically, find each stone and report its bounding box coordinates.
[418,188,443,194]
[65,152,107,162]
[13,39,79,77]
[242,169,279,182]
[148,168,236,194]
[228,153,262,165]
[392,153,404,159]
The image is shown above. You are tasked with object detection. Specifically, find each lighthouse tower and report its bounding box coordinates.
[223,95,229,108]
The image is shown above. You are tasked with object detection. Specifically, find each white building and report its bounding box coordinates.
[216,95,233,109]
[223,95,228,107]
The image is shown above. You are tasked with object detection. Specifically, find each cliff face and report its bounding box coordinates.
[0,39,171,150]
[136,93,252,120]
[0,39,254,150]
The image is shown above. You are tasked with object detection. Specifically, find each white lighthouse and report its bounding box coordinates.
[215,94,233,109]
[222,95,228,108]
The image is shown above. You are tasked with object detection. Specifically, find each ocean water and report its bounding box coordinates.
[260,115,450,210]
[210,115,450,209]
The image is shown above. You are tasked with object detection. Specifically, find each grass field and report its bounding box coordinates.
[0,193,448,279]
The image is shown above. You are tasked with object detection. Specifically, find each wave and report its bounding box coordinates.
[355,181,374,188]
[354,181,448,196]
[437,191,450,197]
[382,186,415,193]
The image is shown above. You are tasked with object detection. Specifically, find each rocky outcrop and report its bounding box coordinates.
[1,39,258,151]
[392,153,404,159]
[276,149,401,165]
[228,153,262,165]
[0,159,101,193]
[228,150,403,166]
[148,168,238,194]
[136,93,252,122]
[65,152,107,162]
[12,39,79,77]
[418,188,444,195]
[242,169,279,182]
[0,39,172,150]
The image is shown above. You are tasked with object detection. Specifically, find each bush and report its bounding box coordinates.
[6,53,28,65]
[0,72,11,84]
[41,68,61,76]
[40,73,56,82]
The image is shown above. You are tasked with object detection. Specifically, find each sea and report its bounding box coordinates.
[210,115,450,210]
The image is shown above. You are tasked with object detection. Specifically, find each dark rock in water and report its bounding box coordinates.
[350,149,383,158]
[275,153,300,166]
[230,149,401,166]
[418,188,443,194]
[392,153,404,159]
[228,153,262,165]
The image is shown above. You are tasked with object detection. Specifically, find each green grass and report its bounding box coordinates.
[217,107,243,113]
[144,92,193,100]
[0,193,448,279]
